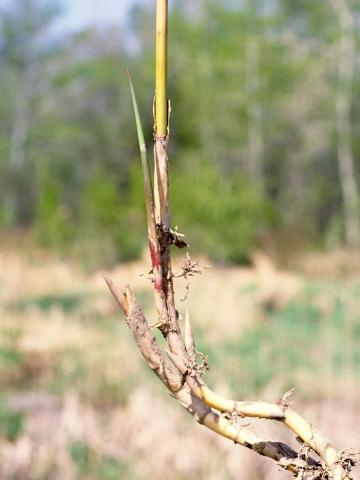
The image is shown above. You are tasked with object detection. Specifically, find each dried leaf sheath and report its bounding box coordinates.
[104,275,182,393]
[152,0,190,366]
[104,279,320,474]
[184,310,196,364]
[104,277,354,478]
[128,72,169,326]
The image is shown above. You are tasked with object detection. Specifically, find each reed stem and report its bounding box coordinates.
[155,0,168,137]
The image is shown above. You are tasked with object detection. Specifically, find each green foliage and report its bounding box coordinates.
[9,293,85,314]
[35,176,73,250]
[172,159,273,263]
[0,329,24,369]
[2,0,360,262]
[98,456,134,480]
[69,440,136,479]
[201,281,360,397]
[0,397,23,442]
[69,441,93,476]
[35,170,146,265]
[77,170,145,264]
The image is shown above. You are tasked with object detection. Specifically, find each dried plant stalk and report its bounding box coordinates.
[103,278,321,474]
[105,1,355,478]
[152,0,190,369]
[105,274,354,478]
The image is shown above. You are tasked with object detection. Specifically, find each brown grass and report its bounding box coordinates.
[0,247,359,479]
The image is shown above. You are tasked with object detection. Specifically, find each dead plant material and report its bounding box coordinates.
[277,387,296,409]
[174,252,209,301]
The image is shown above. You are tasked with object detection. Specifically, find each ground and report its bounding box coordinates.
[0,247,359,479]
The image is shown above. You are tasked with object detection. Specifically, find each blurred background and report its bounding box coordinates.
[0,0,360,478]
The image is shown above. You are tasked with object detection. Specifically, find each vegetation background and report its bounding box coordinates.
[0,0,360,478]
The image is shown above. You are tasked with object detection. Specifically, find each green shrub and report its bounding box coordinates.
[69,440,136,479]
[34,156,273,265]
[34,176,73,250]
[171,157,273,263]
[0,397,23,442]
[35,169,146,265]
[77,171,145,264]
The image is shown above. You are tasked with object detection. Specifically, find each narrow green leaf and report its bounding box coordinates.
[127,70,156,237]
[128,70,146,152]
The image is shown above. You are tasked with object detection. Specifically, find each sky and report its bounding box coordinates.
[0,0,138,33]
[57,0,137,33]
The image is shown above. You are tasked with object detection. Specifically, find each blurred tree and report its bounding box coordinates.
[278,0,360,247]
[330,0,360,248]
[245,0,265,190]
[0,0,359,264]
[0,0,60,224]
[33,28,146,262]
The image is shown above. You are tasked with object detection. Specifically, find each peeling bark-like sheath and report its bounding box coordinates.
[104,280,320,474]
[184,310,196,364]
[153,139,189,365]
[104,277,182,393]
[104,278,354,478]
[128,70,169,327]
[152,0,190,371]
[103,274,129,314]
[154,139,169,225]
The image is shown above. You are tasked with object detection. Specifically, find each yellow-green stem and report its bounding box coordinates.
[155,0,168,137]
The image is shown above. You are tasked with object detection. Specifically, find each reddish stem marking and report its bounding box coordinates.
[149,239,163,292]
[149,239,160,268]
[154,273,163,292]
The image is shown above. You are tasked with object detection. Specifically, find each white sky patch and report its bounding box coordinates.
[59,0,133,31]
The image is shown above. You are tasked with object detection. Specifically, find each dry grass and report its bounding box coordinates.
[0,247,359,479]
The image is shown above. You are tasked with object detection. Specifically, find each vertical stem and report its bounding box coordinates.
[153,0,189,366]
[155,0,168,137]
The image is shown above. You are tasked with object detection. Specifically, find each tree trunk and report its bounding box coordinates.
[245,36,265,190]
[332,0,360,248]
[245,0,265,191]
[5,66,33,224]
